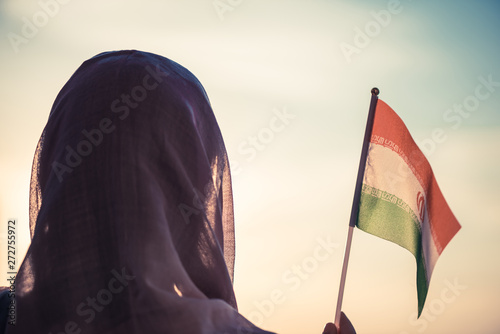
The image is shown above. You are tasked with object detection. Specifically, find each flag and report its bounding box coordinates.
[356,99,461,316]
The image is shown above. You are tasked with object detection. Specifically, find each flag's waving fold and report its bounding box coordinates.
[357,99,461,316]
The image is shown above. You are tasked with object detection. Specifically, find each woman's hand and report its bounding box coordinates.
[322,312,356,334]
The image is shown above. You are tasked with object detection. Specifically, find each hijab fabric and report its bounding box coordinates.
[8,50,272,334]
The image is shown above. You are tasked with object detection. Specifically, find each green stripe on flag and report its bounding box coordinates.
[357,185,429,316]
[416,251,428,316]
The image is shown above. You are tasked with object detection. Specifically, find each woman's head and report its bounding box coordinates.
[9,51,267,334]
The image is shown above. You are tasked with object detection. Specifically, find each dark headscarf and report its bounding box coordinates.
[8,50,272,334]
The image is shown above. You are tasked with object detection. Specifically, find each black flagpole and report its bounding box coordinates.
[334,88,379,329]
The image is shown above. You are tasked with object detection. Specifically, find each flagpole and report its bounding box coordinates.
[334,88,379,329]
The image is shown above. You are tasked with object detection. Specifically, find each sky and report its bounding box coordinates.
[0,0,499,333]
